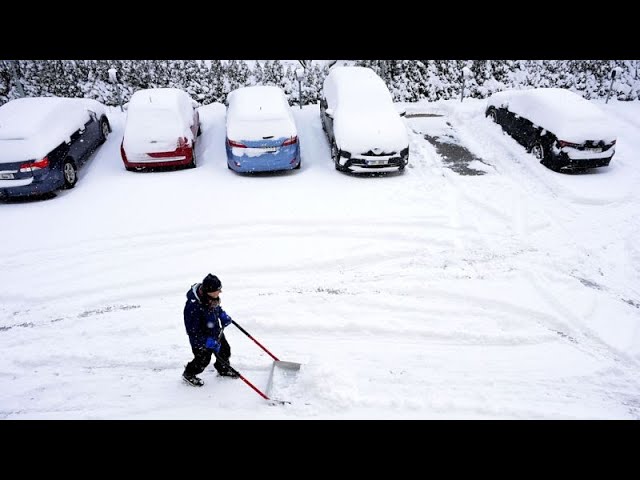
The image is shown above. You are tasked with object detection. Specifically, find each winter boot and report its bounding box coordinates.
[217,368,240,379]
[183,372,204,387]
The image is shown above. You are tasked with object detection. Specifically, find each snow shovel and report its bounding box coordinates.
[230,320,301,403]
[211,353,289,405]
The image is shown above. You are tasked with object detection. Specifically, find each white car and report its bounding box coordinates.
[320,66,409,173]
[121,88,201,171]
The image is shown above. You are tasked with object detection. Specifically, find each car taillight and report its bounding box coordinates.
[227,139,247,148]
[282,136,298,146]
[558,140,581,149]
[19,156,49,173]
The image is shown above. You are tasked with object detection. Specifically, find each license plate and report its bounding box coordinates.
[263,147,277,153]
[584,147,602,153]
[0,173,14,180]
[368,159,388,166]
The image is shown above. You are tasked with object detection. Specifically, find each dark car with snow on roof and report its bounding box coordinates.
[0,97,110,198]
[320,66,409,173]
[485,88,616,172]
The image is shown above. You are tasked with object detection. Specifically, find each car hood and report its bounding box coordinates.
[334,111,408,155]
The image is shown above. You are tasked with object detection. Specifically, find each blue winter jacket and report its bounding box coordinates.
[184,283,233,349]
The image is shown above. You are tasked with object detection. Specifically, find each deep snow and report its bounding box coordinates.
[0,97,639,419]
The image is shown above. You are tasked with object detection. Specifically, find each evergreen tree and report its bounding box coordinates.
[253,61,264,85]
[206,60,226,104]
[263,60,284,86]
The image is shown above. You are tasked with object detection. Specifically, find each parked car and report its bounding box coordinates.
[121,88,200,171]
[485,88,616,172]
[320,66,409,173]
[225,85,300,173]
[0,97,110,198]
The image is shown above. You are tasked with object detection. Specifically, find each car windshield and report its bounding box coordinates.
[127,107,182,138]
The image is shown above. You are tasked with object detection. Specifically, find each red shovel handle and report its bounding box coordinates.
[214,353,270,400]
[231,320,280,361]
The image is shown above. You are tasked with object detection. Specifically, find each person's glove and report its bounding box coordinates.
[219,311,233,328]
[205,337,221,353]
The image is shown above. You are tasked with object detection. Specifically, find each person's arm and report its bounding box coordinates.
[184,302,207,348]
[216,306,233,328]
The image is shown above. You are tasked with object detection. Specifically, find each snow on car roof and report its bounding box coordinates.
[323,66,408,154]
[129,87,190,108]
[325,66,396,111]
[227,86,289,121]
[124,88,195,150]
[129,88,194,123]
[487,88,616,142]
[0,97,97,163]
[226,86,295,140]
[0,97,68,140]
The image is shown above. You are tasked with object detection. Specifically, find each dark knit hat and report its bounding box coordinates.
[202,274,222,293]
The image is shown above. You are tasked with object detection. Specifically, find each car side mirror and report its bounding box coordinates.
[325,108,334,118]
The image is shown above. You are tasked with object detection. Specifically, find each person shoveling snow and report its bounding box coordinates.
[182,273,239,387]
[181,273,300,404]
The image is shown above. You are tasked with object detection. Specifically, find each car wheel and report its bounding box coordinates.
[62,159,77,189]
[99,118,110,145]
[531,142,546,162]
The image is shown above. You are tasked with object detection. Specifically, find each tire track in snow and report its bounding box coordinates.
[406,108,640,386]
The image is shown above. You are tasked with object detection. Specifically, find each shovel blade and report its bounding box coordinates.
[274,360,301,371]
[266,360,301,402]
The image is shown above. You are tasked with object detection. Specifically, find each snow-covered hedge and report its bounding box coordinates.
[358,60,640,102]
[1,60,639,107]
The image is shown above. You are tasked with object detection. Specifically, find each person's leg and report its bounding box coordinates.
[184,347,213,378]
[213,334,235,375]
[213,334,231,372]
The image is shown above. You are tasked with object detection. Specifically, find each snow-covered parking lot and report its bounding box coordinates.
[1,98,639,419]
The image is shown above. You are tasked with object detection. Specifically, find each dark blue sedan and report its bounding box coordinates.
[0,97,110,198]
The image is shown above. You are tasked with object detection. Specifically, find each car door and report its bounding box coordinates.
[67,123,91,165]
[68,113,98,166]
[320,96,334,141]
[84,110,103,151]
[515,116,538,150]
[500,108,518,137]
